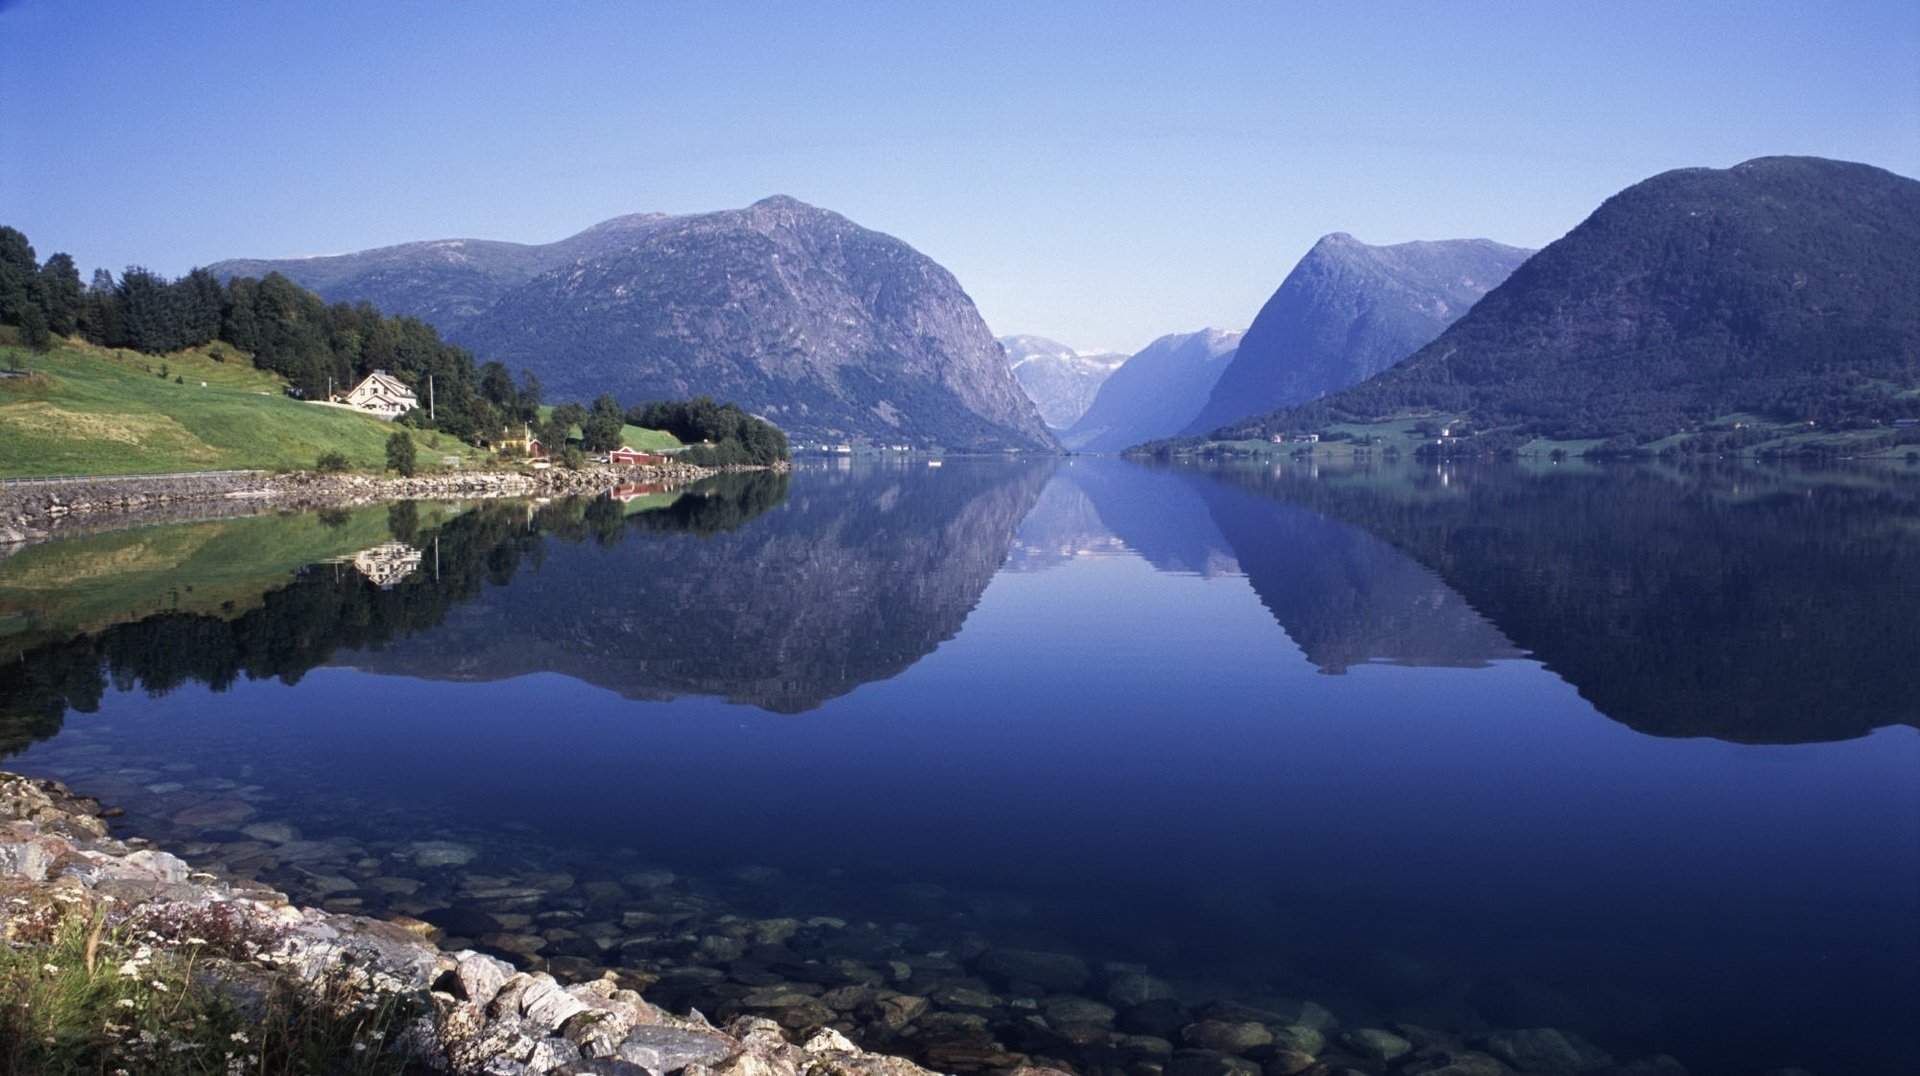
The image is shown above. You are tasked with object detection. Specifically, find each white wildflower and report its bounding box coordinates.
[41,963,59,975]
[116,998,137,1010]
[118,960,140,977]
[149,980,169,992]
[229,1031,249,1043]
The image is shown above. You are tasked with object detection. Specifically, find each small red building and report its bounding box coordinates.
[608,445,665,465]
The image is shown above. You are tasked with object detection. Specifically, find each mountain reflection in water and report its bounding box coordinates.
[1,458,1916,1075]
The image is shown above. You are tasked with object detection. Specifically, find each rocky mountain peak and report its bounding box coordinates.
[1179,234,1533,436]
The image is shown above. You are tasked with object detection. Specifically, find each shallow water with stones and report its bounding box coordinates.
[4,458,1917,1076]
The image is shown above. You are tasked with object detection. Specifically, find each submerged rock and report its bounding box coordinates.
[171,799,257,829]
[975,948,1092,992]
[1107,970,1178,1008]
[241,821,299,844]
[1478,1027,1613,1075]
[1182,1020,1274,1054]
[1342,1027,1412,1062]
[404,840,479,868]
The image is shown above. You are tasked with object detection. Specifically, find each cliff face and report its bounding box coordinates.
[1183,235,1531,436]
[215,200,1056,451]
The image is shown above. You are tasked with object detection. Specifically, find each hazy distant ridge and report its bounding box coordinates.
[999,335,1128,428]
[1062,329,1243,451]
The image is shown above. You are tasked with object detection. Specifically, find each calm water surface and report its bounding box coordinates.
[2,459,1916,1075]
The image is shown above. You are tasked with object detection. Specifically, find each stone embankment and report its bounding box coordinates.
[0,462,743,545]
[0,771,977,1076]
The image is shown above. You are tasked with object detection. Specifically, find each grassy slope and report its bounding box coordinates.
[0,337,482,477]
[531,405,682,452]
[0,504,456,655]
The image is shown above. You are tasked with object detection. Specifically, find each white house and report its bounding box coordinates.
[338,370,419,419]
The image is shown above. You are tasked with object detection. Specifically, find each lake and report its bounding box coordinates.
[2,458,1915,1076]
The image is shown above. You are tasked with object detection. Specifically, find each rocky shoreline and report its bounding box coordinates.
[0,463,757,546]
[0,771,983,1076]
[0,770,1732,1076]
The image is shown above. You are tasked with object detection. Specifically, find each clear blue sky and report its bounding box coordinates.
[4,1,1916,353]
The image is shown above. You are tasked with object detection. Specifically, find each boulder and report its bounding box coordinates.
[1182,1021,1274,1054]
[615,1025,736,1074]
[451,950,516,1004]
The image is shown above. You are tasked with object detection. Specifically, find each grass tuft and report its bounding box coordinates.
[0,884,428,1075]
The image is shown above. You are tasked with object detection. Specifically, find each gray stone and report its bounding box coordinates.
[520,975,593,1032]
[615,1025,736,1073]
[1183,1020,1274,1054]
[455,950,516,1004]
[527,1035,586,1069]
[561,1008,634,1058]
[0,835,57,880]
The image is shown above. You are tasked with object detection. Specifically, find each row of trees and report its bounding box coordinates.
[625,397,788,465]
[4,225,789,465]
[1,225,543,444]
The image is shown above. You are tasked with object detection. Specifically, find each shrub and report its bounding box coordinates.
[315,450,351,474]
[385,431,417,477]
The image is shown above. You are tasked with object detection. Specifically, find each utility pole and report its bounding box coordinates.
[429,374,435,421]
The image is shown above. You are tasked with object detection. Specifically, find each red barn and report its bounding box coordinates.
[608,446,665,465]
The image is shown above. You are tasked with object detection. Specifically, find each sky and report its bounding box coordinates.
[3,1,1917,353]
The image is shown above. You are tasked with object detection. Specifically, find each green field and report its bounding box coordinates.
[0,337,484,477]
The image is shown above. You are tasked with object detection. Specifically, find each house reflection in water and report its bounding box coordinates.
[328,541,424,589]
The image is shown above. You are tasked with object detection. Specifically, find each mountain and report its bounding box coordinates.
[207,214,673,332]
[1181,234,1532,436]
[1060,329,1242,451]
[998,335,1127,428]
[1222,157,1920,445]
[213,198,1056,451]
